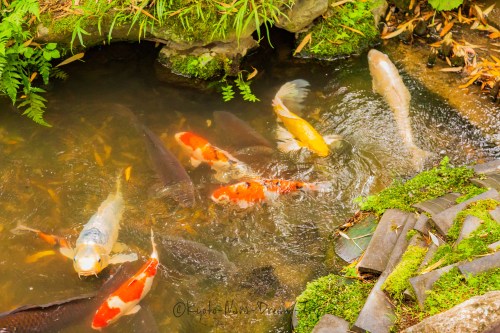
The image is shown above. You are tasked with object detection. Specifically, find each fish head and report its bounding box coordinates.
[175,132,207,153]
[73,244,109,276]
[367,49,387,63]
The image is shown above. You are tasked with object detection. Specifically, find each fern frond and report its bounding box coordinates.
[50,67,68,80]
[18,87,51,126]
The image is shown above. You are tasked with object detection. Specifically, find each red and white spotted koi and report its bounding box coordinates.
[175,131,255,182]
[211,178,333,208]
[91,230,159,330]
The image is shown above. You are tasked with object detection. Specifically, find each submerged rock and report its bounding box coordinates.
[334,213,377,263]
[401,291,500,333]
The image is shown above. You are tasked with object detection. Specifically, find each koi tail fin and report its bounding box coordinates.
[150,229,158,260]
[304,181,334,193]
[10,223,39,235]
[115,170,123,195]
[273,79,310,113]
[410,146,434,171]
[276,125,301,153]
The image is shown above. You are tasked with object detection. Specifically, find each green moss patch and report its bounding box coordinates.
[424,267,500,316]
[169,54,227,80]
[355,157,481,215]
[428,199,499,268]
[294,274,373,333]
[382,245,428,301]
[296,0,381,59]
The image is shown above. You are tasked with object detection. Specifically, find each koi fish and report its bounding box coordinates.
[0,263,138,332]
[272,80,342,157]
[60,175,137,277]
[211,178,333,208]
[92,230,159,330]
[175,131,256,183]
[141,125,196,207]
[11,224,70,249]
[367,49,433,169]
[213,111,274,151]
[113,104,195,207]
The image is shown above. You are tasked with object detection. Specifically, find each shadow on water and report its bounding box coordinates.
[0,28,498,332]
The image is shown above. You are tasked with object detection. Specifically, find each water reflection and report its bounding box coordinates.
[0,40,498,332]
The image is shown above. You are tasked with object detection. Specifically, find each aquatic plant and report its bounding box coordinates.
[355,157,482,215]
[294,274,373,333]
[424,267,500,316]
[0,0,61,126]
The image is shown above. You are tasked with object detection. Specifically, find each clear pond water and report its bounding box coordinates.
[0,38,498,333]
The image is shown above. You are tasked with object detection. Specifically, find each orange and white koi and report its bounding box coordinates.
[272,80,342,157]
[175,131,255,182]
[211,178,333,208]
[91,230,159,330]
[11,224,70,249]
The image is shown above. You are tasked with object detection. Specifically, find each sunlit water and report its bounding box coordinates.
[0,37,498,333]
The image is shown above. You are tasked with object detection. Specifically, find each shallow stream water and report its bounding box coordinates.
[0,35,498,333]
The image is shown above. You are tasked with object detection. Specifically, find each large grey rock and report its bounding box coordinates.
[431,189,500,236]
[401,291,500,333]
[357,209,412,274]
[409,264,456,307]
[471,159,500,175]
[471,174,500,192]
[413,193,460,216]
[275,0,328,32]
[456,215,482,244]
[311,314,350,333]
[458,252,500,278]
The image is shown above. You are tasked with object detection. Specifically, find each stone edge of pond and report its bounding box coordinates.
[294,159,500,333]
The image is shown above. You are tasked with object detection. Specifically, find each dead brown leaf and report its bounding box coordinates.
[294,33,312,55]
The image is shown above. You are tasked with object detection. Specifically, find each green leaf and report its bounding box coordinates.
[428,0,463,11]
[45,43,57,50]
[50,50,60,59]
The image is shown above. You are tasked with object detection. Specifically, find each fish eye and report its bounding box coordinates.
[98,258,101,263]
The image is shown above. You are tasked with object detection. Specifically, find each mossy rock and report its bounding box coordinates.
[294,0,382,60]
[294,274,373,333]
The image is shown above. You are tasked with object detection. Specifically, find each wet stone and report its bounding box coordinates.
[311,314,349,333]
[413,214,429,234]
[385,214,418,272]
[471,173,500,192]
[471,159,500,174]
[456,215,482,244]
[490,206,500,224]
[431,189,500,236]
[458,251,500,278]
[412,193,460,216]
[357,209,412,274]
[352,277,394,333]
[409,264,457,308]
[488,240,500,251]
[353,215,418,333]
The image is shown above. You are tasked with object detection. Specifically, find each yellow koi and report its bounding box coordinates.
[272,80,340,157]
